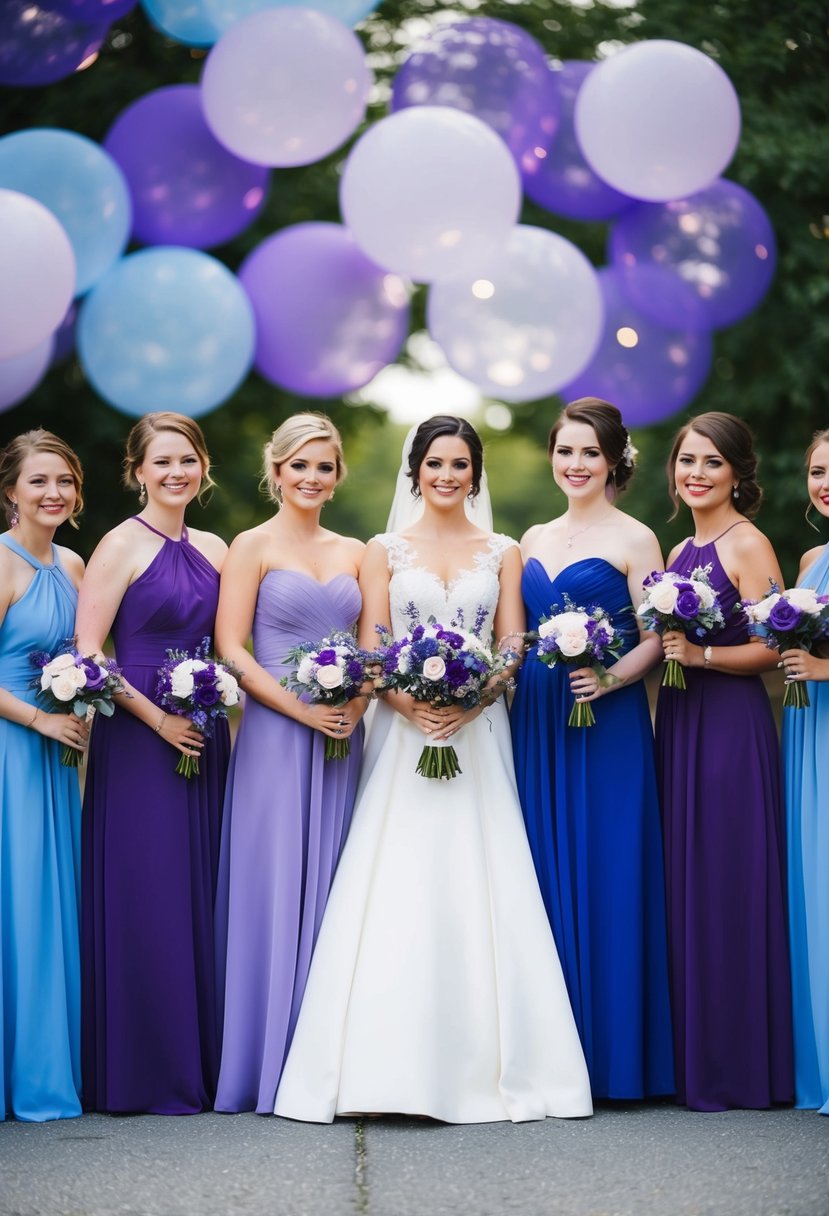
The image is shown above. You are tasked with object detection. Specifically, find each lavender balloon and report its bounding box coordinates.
[0,189,76,361]
[105,85,270,249]
[522,62,633,222]
[203,0,378,36]
[0,337,55,413]
[239,223,410,397]
[609,179,777,331]
[560,266,714,426]
[0,0,108,87]
[51,304,79,366]
[575,40,741,203]
[391,17,560,176]
[427,225,603,403]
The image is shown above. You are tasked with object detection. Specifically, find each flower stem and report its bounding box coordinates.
[662,658,687,690]
[60,744,82,767]
[416,743,462,779]
[567,699,596,728]
[175,752,200,779]
[325,736,351,761]
[783,680,810,710]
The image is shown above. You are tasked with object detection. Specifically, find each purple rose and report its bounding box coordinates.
[317,649,337,665]
[193,682,221,708]
[79,657,107,691]
[768,598,803,634]
[445,658,468,687]
[436,629,464,649]
[674,587,701,622]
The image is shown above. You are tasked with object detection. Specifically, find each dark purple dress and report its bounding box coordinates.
[81,519,230,1114]
[655,534,793,1111]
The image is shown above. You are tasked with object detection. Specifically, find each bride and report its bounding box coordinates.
[274,416,592,1124]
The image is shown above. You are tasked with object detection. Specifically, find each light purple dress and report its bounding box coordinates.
[214,571,363,1113]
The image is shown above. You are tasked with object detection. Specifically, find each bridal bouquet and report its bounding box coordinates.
[375,604,514,779]
[281,630,373,760]
[739,583,829,708]
[529,596,622,727]
[31,641,126,766]
[156,637,241,777]
[636,565,724,690]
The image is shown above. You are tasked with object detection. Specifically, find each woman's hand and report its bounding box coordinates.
[568,665,619,703]
[780,646,829,684]
[155,712,205,758]
[662,629,702,669]
[410,700,480,740]
[302,700,363,740]
[33,710,90,753]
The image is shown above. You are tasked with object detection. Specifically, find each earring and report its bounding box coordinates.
[329,490,335,503]
[138,482,147,505]
[732,484,739,500]
[9,499,19,527]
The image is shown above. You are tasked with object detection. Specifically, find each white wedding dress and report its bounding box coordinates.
[274,533,592,1124]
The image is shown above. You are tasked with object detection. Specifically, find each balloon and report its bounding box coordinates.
[0,189,76,361]
[140,0,219,46]
[522,61,634,222]
[574,40,741,202]
[427,225,603,403]
[0,337,55,413]
[203,0,378,36]
[51,304,79,366]
[77,247,255,417]
[609,179,777,331]
[49,0,138,20]
[0,129,131,296]
[201,8,372,167]
[0,0,108,87]
[559,266,714,426]
[341,107,521,284]
[104,85,270,249]
[239,222,410,397]
[391,17,560,176]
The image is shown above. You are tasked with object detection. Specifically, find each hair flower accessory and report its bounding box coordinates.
[622,438,638,468]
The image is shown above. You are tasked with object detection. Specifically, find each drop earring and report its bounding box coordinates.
[732,484,739,500]
[9,499,19,527]
[138,482,147,505]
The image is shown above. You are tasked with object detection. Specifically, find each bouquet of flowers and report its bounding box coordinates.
[156,637,241,777]
[281,630,373,760]
[31,641,126,766]
[529,595,622,727]
[636,565,725,690]
[739,583,829,708]
[375,604,515,779]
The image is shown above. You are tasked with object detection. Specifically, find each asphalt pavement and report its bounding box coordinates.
[1,1103,826,1216]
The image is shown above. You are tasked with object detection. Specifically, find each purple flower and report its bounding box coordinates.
[437,629,465,649]
[674,588,702,622]
[193,682,221,708]
[317,649,337,665]
[79,657,108,692]
[346,659,364,682]
[768,598,803,634]
[444,658,468,688]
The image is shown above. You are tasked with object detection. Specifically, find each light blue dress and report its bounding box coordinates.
[783,542,829,1115]
[0,533,82,1121]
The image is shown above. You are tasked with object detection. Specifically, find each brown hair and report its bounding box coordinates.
[547,397,635,495]
[0,429,84,528]
[805,428,829,467]
[261,412,346,505]
[666,411,762,519]
[122,412,215,503]
[407,415,484,500]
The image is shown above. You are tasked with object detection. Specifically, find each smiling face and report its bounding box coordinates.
[807,439,829,519]
[274,438,339,511]
[551,420,611,504]
[673,427,736,513]
[416,434,474,509]
[136,431,204,510]
[9,450,77,530]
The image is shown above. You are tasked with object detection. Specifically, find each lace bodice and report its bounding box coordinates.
[375,532,517,641]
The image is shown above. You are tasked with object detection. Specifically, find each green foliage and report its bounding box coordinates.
[1,0,827,576]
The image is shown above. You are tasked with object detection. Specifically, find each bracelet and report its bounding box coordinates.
[26,706,39,729]
[154,712,167,734]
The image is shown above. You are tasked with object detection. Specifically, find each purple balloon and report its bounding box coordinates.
[522,62,634,222]
[51,302,79,366]
[49,0,137,20]
[391,17,560,175]
[559,266,714,427]
[239,223,410,397]
[609,179,777,331]
[0,0,108,87]
[104,85,270,249]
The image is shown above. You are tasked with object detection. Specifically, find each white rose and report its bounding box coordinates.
[537,618,558,639]
[296,656,316,685]
[396,647,411,674]
[748,593,779,624]
[217,670,240,706]
[784,587,820,614]
[647,579,680,615]
[316,664,344,690]
[422,656,447,681]
[170,668,195,698]
[51,672,82,701]
[556,627,590,658]
[691,579,716,609]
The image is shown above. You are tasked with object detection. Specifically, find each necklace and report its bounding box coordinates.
[564,513,614,548]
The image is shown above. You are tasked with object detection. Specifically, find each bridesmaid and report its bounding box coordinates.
[655,411,792,1111]
[76,412,230,1114]
[213,413,365,1114]
[510,397,674,1100]
[781,428,829,1115]
[0,431,87,1121]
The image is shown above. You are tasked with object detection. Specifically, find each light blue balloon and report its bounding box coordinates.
[141,0,221,46]
[77,247,256,418]
[0,128,131,296]
[203,0,378,35]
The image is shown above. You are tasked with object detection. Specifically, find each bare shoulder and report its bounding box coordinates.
[519,519,554,556]
[55,544,85,586]
[666,539,690,567]
[187,526,228,570]
[338,534,366,562]
[729,520,778,564]
[87,519,144,566]
[226,523,271,558]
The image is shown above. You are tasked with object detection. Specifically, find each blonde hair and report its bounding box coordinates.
[0,429,84,529]
[261,412,346,504]
[122,412,215,503]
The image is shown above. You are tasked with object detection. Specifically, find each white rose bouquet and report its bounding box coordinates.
[739,582,829,708]
[156,637,241,777]
[529,595,622,727]
[636,565,724,690]
[281,630,372,760]
[31,641,127,766]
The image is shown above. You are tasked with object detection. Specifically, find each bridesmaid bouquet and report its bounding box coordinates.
[281,630,373,760]
[156,637,241,778]
[636,565,724,690]
[30,642,126,767]
[375,605,515,779]
[739,583,829,708]
[529,596,622,727]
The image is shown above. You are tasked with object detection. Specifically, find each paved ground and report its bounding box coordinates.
[1,1104,826,1216]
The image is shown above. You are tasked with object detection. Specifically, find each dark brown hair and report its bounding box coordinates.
[666,411,762,519]
[547,397,635,494]
[407,415,484,500]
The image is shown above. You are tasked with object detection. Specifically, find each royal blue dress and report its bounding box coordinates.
[783,542,829,1115]
[0,534,81,1121]
[511,557,674,1099]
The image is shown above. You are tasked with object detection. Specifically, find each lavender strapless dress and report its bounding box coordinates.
[214,570,363,1113]
[81,522,229,1114]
